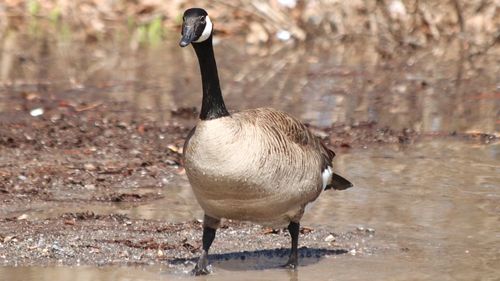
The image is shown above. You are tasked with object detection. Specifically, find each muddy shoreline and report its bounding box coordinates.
[0,212,377,268]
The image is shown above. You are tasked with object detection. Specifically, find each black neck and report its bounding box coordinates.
[192,35,229,120]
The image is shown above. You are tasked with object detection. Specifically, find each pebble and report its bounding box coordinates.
[357,226,375,234]
[84,163,97,171]
[119,250,130,258]
[17,214,29,220]
[276,30,291,41]
[157,249,164,257]
[3,236,15,243]
[30,108,44,117]
[51,243,63,253]
[130,149,141,156]
[324,234,335,242]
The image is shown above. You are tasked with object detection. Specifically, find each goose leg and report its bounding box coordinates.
[284,221,300,269]
[192,215,219,276]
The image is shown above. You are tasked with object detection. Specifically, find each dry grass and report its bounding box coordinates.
[0,0,498,48]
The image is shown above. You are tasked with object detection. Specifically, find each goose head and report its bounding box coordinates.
[179,8,213,47]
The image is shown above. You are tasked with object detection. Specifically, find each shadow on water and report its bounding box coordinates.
[170,247,348,271]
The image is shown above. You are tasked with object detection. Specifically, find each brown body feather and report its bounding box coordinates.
[184,108,346,226]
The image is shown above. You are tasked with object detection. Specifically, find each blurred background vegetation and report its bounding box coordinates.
[1,0,497,49]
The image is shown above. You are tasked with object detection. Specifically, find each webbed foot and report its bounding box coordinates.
[192,251,211,276]
[282,255,298,270]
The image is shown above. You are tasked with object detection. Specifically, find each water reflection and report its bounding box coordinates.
[0,30,498,134]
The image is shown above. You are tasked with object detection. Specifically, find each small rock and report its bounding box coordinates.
[17,214,29,220]
[50,114,61,122]
[30,108,44,117]
[3,236,15,243]
[349,249,357,255]
[84,163,97,171]
[157,249,164,257]
[119,251,130,258]
[51,243,63,253]
[276,30,291,41]
[300,226,314,234]
[130,149,141,156]
[324,234,335,242]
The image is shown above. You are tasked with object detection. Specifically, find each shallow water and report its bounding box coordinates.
[0,32,498,133]
[1,140,499,280]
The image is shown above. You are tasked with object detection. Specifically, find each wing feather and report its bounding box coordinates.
[236,108,335,170]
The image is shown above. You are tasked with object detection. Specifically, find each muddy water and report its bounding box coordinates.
[0,33,498,133]
[1,140,499,280]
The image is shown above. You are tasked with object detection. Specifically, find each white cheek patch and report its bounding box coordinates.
[194,16,213,43]
[321,166,332,189]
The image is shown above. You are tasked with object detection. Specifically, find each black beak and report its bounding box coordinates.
[179,25,195,47]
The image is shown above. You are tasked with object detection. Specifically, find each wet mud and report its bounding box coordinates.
[0,212,376,269]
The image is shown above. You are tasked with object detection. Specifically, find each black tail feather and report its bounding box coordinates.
[326,173,353,190]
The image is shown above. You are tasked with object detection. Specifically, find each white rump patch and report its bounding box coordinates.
[194,16,212,43]
[321,166,333,189]
[305,166,332,212]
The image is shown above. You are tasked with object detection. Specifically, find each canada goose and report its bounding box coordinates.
[179,8,352,275]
